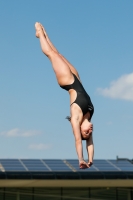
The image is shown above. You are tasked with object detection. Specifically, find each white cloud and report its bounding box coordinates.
[29,143,52,150]
[0,128,41,137]
[97,73,133,101]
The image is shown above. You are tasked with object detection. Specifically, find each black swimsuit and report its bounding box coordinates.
[60,73,94,119]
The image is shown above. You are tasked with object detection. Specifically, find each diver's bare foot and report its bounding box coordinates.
[35,22,44,38]
[40,24,47,38]
[79,160,89,169]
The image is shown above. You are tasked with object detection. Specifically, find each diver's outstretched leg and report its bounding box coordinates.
[35,22,74,86]
[39,23,81,80]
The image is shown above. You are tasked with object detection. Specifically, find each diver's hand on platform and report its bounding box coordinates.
[79,160,89,169]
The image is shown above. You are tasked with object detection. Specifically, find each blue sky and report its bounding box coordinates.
[0,1,133,160]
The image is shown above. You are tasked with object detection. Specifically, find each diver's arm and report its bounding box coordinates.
[86,134,94,166]
[71,118,89,168]
[71,118,83,161]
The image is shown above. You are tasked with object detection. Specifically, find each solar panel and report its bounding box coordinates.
[0,160,21,164]
[3,167,26,171]
[93,160,109,164]
[0,159,132,172]
[108,160,133,171]
[96,168,117,171]
[43,159,72,171]
[21,159,49,171]
[0,159,26,171]
[66,159,131,172]
[117,167,133,171]
[93,160,118,171]
[22,159,43,163]
[43,159,65,164]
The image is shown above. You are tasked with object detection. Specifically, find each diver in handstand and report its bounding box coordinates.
[35,22,94,169]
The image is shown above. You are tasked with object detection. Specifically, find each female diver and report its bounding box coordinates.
[35,22,94,169]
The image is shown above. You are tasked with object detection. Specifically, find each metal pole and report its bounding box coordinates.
[61,187,63,200]
[130,187,133,200]
[32,188,34,200]
[116,188,118,200]
[16,192,20,200]
[3,188,5,200]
